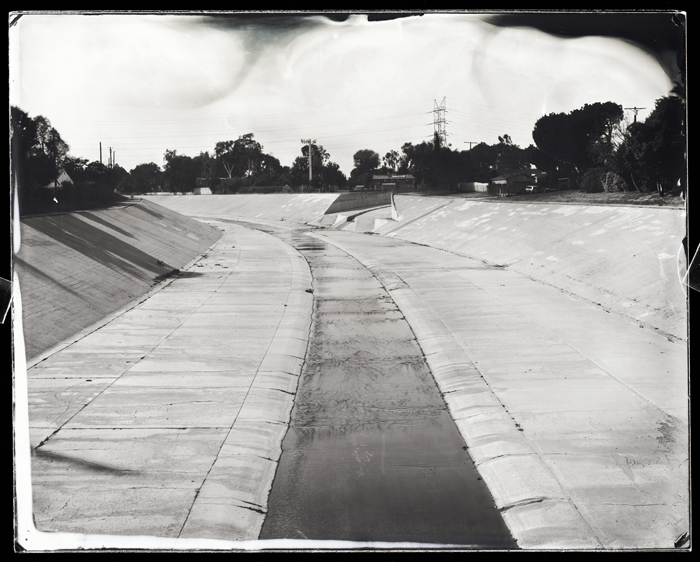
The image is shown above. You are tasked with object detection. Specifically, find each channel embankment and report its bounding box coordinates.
[143,193,339,223]
[339,196,688,341]
[15,199,222,361]
[148,193,687,341]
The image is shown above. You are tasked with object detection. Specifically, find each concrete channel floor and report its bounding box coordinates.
[307,228,689,550]
[27,220,312,540]
[257,230,516,548]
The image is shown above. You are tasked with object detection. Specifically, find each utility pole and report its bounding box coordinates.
[464,141,479,150]
[99,142,102,165]
[301,139,316,188]
[624,107,646,123]
[431,98,448,147]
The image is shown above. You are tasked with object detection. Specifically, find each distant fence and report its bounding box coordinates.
[488,183,527,197]
[457,182,489,193]
[237,185,294,194]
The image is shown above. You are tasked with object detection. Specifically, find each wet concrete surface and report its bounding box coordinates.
[250,225,516,548]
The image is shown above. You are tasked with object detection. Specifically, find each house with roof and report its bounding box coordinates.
[488,168,546,196]
[367,173,416,192]
[44,170,74,189]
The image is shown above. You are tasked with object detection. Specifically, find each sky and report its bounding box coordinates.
[9,11,683,176]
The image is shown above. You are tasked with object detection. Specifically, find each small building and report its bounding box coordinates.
[193,187,212,195]
[488,169,546,197]
[44,170,73,189]
[368,174,415,192]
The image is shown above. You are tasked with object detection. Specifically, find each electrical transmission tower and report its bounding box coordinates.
[433,98,448,146]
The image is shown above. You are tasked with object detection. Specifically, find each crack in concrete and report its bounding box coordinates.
[238,504,266,515]
[499,497,547,512]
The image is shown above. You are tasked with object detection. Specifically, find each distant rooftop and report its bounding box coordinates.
[372,174,415,180]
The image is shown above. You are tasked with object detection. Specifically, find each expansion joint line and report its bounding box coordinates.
[33,247,239,449]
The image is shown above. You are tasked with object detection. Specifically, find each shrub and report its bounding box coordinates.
[602,171,627,193]
[213,178,239,194]
[580,167,606,193]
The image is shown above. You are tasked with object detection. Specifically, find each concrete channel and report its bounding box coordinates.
[250,225,516,547]
[16,194,689,551]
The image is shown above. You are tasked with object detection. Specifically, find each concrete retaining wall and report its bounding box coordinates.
[324,192,391,215]
[15,199,222,361]
[377,196,687,340]
[143,194,339,223]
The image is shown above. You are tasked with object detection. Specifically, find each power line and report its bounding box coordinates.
[624,106,646,123]
[59,98,438,127]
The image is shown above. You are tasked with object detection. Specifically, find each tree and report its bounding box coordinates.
[397,142,436,185]
[525,145,557,174]
[349,149,380,187]
[63,155,89,183]
[302,143,330,176]
[11,110,70,189]
[321,161,347,190]
[353,149,380,174]
[615,96,685,195]
[290,143,337,190]
[258,153,283,176]
[495,134,529,171]
[462,142,499,182]
[533,102,624,175]
[498,134,513,145]
[214,133,264,178]
[383,150,400,172]
[29,115,70,186]
[163,150,200,193]
[289,156,310,187]
[237,133,264,176]
[11,106,38,189]
[129,162,162,193]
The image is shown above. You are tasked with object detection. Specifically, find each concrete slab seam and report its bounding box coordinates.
[29,240,231,451]
[178,223,314,541]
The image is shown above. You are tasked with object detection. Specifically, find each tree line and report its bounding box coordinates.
[532,97,685,195]
[120,136,348,195]
[346,95,685,196]
[11,94,685,215]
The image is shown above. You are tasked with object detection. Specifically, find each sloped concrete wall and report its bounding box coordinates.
[143,194,339,223]
[324,192,391,215]
[139,193,687,340]
[15,200,222,361]
[377,196,687,340]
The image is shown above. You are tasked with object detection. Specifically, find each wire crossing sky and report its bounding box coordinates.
[10,12,678,175]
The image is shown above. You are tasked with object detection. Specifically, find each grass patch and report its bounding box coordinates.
[428,189,684,208]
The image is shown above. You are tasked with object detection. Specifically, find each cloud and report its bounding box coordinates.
[18,15,252,110]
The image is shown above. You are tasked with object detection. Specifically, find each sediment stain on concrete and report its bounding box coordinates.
[259,230,516,547]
